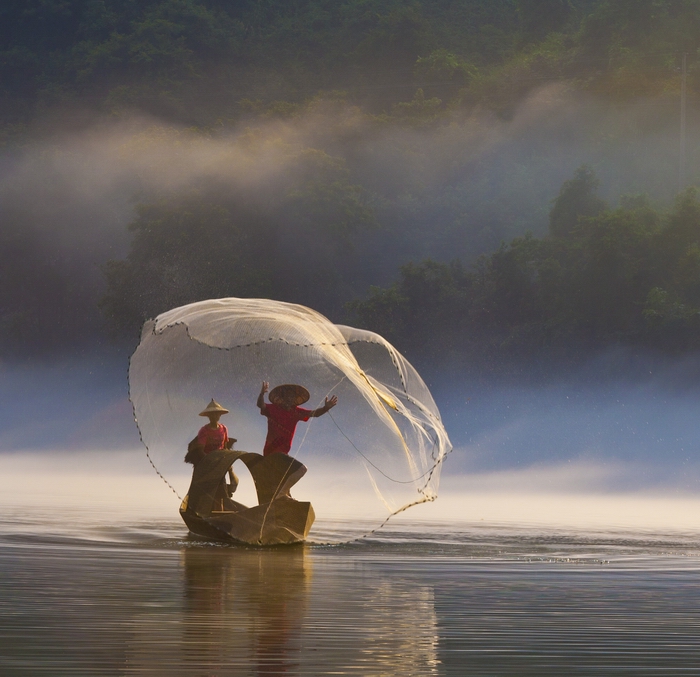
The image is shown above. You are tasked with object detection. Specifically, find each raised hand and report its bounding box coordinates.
[257,381,270,410]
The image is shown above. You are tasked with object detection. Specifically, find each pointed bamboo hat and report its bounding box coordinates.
[199,399,229,416]
[269,384,310,406]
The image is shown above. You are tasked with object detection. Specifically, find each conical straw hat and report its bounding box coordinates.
[269,384,310,406]
[199,399,229,416]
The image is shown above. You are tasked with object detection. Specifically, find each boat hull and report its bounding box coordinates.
[180,449,316,545]
[180,495,315,545]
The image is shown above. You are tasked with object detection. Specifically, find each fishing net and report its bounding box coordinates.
[129,298,452,542]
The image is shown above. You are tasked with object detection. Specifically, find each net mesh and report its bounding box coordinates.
[128,298,452,542]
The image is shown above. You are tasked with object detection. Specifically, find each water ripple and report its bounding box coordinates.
[1,513,700,675]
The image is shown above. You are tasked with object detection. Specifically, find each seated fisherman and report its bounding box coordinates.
[186,399,238,501]
[196,399,235,454]
[257,382,338,456]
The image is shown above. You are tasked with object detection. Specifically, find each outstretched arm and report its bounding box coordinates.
[257,381,269,411]
[310,395,338,417]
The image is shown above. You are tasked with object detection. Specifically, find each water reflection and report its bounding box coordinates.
[182,546,310,676]
[7,520,700,676]
[177,547,440,675]
[124,543,439,676]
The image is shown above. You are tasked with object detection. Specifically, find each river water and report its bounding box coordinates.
[2,506,700,676]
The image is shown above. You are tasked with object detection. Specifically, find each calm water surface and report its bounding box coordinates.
[1,510,700,676]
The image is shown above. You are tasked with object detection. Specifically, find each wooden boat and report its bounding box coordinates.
[179,449,315,545]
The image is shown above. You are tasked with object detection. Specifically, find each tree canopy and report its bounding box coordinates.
[349,171,700,369]
[4,1,700,363]
[3,0,700,130]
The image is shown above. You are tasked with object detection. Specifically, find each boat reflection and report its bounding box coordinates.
[125,543,438,676]
[182,545,310,676]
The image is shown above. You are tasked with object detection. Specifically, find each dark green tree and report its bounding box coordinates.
[100,192,273,338]
[347,260,475,360]
[549,165,607,238]
[516,0,574,42]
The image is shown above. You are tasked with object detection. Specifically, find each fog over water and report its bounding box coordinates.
[3,348,700,533]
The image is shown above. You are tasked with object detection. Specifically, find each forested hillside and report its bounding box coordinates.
[4,0,699,130]
[3,1,700,367]
[350,169,700,368]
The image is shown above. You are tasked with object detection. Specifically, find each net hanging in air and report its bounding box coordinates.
[128,298,452,543]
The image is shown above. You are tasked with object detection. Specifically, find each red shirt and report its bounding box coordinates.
[261,403,312,456]
[197,423,229,454]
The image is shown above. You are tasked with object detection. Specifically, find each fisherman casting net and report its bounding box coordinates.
[129,298,452,543]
